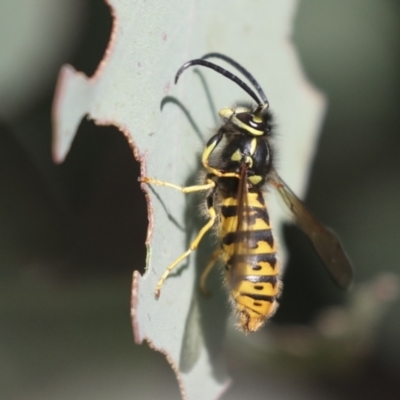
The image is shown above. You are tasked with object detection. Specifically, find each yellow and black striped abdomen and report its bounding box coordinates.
[220,191,280,332]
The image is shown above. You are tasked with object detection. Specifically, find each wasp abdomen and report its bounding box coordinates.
[220,190,281,332]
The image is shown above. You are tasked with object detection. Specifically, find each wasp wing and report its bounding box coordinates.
[236,163,249,238]
[269,169,353,290]
[228,163,251,288]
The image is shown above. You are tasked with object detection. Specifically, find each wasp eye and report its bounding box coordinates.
[236,113,265,132]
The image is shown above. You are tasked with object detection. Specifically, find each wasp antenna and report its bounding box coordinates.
[255,103,270,116]
[175,59,262,107]
[201,53,269,108]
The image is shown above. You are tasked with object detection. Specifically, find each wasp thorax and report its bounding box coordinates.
[219,107,269,136]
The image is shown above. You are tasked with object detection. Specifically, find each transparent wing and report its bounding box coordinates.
[269,169,353,289]
[229,163,251,286]
[236,163,249,238]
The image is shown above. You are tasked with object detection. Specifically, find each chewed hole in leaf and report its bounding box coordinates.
[72,1,113,77]
[60,119,147,277]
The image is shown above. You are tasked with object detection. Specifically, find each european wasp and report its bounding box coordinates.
[142,53,353,332]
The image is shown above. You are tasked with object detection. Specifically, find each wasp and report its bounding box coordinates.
[142,53,353,332]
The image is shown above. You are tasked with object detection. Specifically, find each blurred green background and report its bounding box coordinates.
[1,1,400,399]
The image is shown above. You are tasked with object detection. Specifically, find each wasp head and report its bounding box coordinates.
[219,106,272,137]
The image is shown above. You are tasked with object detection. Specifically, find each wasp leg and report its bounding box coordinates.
[199,248,220,297]
[202,132,240,179]
[141,177,215,193]
[155,205,217,299]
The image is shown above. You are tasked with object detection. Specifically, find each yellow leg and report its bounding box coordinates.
[141,177,215,193]
[199,248,220,297]
[201,134,240,179]
[202,152,240,179]
[155,207,217,299]
[203,163,240,179]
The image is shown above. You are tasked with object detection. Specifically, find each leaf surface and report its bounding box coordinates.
[52,1,325,399]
